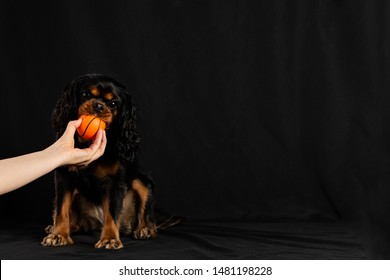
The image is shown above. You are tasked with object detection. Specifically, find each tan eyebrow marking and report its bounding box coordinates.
[90,87,100,97]
[104,92,114,100]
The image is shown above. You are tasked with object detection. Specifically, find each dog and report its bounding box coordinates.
[41,73,156,249]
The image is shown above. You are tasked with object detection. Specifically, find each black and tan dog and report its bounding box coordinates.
[41,74,156,249]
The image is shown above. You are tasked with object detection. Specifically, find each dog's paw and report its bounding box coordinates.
[41,233,73,246]
[133,227,156,240]
[95,238,123,249]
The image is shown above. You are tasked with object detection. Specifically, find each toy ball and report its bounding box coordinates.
[77,115,106,140]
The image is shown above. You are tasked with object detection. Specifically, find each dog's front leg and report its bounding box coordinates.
[41,191,74,246]
[42,169,75,247]
[95,188,124,249]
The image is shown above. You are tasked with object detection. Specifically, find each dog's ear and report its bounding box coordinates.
[117,89,140,162]
[51,77,81,138]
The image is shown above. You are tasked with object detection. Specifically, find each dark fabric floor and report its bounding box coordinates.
[0,220,366,260]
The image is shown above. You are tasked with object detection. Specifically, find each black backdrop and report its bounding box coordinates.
[1,0,390,259]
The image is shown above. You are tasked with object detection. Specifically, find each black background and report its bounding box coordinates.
[1,0,390,259]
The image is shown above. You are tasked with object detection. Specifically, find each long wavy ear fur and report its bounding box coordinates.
[117,88,140,163]
[51,77,82,139]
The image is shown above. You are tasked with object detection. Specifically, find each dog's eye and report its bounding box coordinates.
[109,101,119,108]
[81,91,91,99]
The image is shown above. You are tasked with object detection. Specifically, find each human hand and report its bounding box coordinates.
[51,119,107,167]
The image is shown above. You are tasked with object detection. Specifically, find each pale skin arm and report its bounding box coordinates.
[0,119,107,195]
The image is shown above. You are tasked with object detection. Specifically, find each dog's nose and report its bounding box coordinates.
[93,102,105,113]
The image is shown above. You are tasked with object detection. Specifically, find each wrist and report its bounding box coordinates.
[43,142,69,168]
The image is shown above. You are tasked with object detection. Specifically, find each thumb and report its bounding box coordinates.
[62,119,82,139]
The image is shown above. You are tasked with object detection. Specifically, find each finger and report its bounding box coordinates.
[100,130,107,152]
[91,130,107,160]
[93,128,103,145]
[82,130,106,165]
[88,130,103,154]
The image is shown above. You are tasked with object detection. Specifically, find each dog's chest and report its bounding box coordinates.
[68,160,123,204]
[87,160,121,178]
[69,160,121,187]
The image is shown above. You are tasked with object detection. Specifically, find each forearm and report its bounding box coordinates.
[0,148,63,195]
[0,121,106,196]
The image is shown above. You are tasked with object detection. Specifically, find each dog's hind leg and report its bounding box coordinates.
[131,178,157,240]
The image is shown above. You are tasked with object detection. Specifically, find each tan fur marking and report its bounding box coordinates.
[54,191,73,235]
[132,179,149,226]
[100,197,119,240]
[132,179,149,204]
[41,191,74,246]
[104,92,114,100]
[131,179,157,239]
[95,196,123,249]
[77,99,114,124]
[93,161,120,178]
[90,87,100,97]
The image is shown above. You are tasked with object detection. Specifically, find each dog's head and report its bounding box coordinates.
[52,73,139,161]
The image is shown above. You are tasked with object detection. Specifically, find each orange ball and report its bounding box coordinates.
[77,115,106,140]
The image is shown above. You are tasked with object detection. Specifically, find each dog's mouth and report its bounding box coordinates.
[78,100,114,128]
